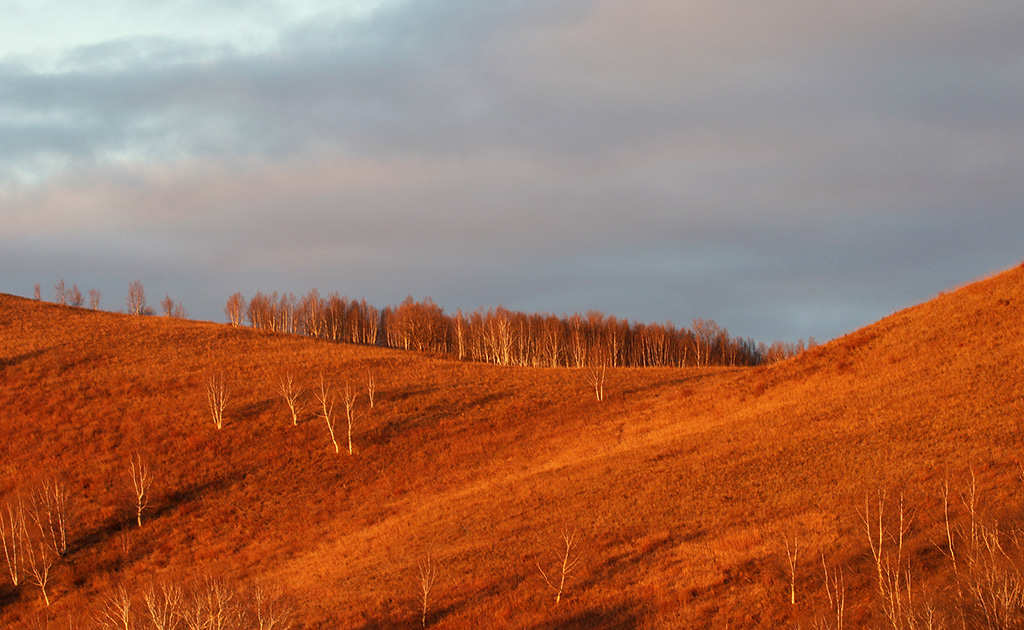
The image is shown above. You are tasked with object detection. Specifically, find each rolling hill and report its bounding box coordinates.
[1,262,1023,629]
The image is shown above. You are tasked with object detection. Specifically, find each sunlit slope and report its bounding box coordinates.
[1,263,1022,628]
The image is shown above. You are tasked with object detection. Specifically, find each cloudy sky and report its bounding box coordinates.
[2,0,1021,344]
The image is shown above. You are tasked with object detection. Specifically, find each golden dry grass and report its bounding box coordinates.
[1,262,1023,628]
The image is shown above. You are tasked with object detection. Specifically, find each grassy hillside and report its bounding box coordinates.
[1,263,1023,629]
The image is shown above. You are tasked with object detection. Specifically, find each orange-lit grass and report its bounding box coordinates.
[1,262,1024,627]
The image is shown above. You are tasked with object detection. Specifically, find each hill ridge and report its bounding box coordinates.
[1,263,1023,628]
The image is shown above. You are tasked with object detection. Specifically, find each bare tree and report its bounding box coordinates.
[277,373,304,426]
[417,555,439,628]
[536,529,582,605]
[30,478,72,558]
[315,376,340,454]
[129,453,153,528]
[181,578,240,630]
[784,534,798,605]
[143,580,183,630]
[225,292,246,327]
[586,363,606,402]
[224,292,245,327]
[172,301,187,319]
[54,279,68,306]
[161,295,175,317]
[821,554,846,630]
[366,371,376,409]
[24,536,54,606]
[34,283,41,300]
[98,584,135,630]
[860,491,915,629]
[206,374,229,430]
[90,288,102,310]
[0,497,26,586]
[127,280,147,315]
[250,583,294,630]
[343,383,357,456]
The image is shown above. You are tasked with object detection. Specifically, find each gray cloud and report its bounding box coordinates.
[2,0,1023,342]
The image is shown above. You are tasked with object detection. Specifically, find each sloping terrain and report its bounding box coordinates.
[1,263,1023,629]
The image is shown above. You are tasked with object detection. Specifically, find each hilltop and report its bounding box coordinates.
[1,263,1023,629]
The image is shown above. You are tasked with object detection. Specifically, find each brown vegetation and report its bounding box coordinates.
[0,263,1023,628]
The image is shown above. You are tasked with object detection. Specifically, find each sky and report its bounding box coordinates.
[2,0,1022,344]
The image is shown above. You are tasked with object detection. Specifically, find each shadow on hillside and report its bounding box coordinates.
[0,582,19,616]
[530,603,641,630]
[0,348,50,371]
[617,372,720,397]
[366,389,512,448]
[152,473,242,521]
[236,397,275,422]
[70,474,240,555]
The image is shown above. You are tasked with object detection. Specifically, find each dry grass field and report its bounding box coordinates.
[2,262,1023,629]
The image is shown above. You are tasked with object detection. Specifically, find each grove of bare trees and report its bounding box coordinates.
[229,290,810,368]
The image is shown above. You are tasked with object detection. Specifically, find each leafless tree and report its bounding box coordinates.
[129,453,153,528]
[162,294,175,317]
[821,554,846,630]
[143,580,183,630]
[277,373,304,426]
[586,363,606,402]
[366,371,376,409]
[98,584,135,630]
[417,555,439,628]
[250,583,294,630]
[90,288,102,310]
[172,301,187,319]
[315,375,340,454]
[343,383,357,455]
[69,284,84,308]
[453,309,467,360]
[206,374,229,430]
[34,283,41,300]
[860,491,915,629]
[784,534,798,605]
[225,292,246,327]
[0,497,26,586]
[181,578,240,630]
[30,478,72,558]
[24,536,54,606]
[127,280,147,315]
[54,279,68,306]
[536,529,582,605]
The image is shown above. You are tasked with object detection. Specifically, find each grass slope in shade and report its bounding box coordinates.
[0,262,1023,628]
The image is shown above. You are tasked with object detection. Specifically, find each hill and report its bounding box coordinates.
[1,263,1023,629]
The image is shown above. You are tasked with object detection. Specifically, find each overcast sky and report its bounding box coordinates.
[2,0,1021,344]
